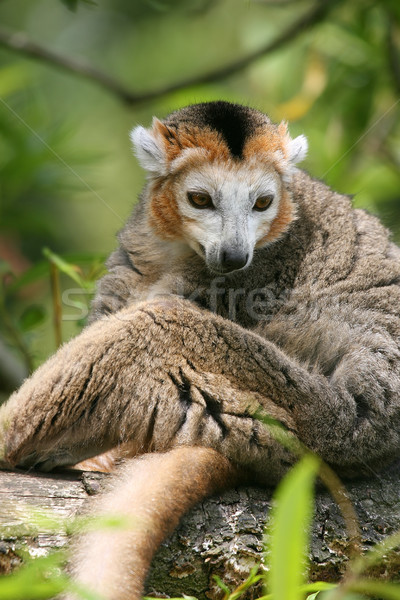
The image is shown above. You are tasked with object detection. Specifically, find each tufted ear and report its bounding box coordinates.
[130,118,168,176]
[287,134,308,165]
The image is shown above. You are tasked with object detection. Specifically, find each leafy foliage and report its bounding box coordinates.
[0,553,69,600]
[266,455,320,600]
[0,1,399,596]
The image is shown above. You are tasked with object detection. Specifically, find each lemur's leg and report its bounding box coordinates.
[63,447,239,600]
[0,297,296,479]
[1,296,399,477]
[72,448,124,473]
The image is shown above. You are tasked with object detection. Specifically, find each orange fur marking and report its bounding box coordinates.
[153,119,231,164]
[257,188,297,247]
[149,180,184,241]
[243,124,287,161]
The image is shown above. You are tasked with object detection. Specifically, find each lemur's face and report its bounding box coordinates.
[176,162,282,274]
[131,102,307,274]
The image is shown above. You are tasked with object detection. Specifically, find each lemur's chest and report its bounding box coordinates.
[190,280,289,329]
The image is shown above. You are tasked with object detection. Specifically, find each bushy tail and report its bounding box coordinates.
[66,447,239,600]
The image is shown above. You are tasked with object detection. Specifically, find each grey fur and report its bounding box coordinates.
[2,171,400,478]
[89,170,400,477]
[1,103,400,598]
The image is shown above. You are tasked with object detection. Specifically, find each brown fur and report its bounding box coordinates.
[1,102,400,599]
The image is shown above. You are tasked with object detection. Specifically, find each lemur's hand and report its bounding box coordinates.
[0,397,84,471]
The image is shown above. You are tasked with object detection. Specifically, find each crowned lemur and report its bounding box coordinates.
[1,101,400,600]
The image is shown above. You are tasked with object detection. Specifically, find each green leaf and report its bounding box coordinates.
[349,529,400,577]
[266,454,320,600]
[143,597,198,600]
[0,552,68,599]
[328,596,365,600]
[142,0,171,11]
[324,594,366,600]
[259,582,337,600]
[0,259,13,278]
[0,65,31,98]
[9,253,106,294]
[229,567,262,600]
[18,305,46,332]
[302,583,337,594]
[213,575,231,595]
[43,248,87,288]
[60,0,97,9]
[255,410,304,457]
[60,0,79,10]
[349,580,400,600]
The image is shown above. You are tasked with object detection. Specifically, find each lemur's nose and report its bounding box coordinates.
[221,249,249,272]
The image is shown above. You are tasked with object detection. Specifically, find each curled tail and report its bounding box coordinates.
[66,447,239,600]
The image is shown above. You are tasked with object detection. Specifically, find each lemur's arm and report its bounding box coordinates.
[65,447,240,600]
[2,296,400,478]
[89,246,144,322]
[0,297,295,477]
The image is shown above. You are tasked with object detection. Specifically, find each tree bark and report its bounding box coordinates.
[1,462,400,598]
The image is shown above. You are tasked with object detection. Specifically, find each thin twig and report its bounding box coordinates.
[317,462,362,559]
[0,0,339,106]
[0,28,138,104]
[49,262,62,349]
[257,413,362,561]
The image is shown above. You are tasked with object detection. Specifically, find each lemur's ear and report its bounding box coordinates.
[287,134,308,165]
[277,122,308,166]
[130,118,167,175]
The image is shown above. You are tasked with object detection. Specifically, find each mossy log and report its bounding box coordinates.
[1,462,400,599]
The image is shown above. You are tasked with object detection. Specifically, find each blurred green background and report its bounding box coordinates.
[0,0,399,398]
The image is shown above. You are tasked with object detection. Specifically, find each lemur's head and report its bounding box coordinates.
[131,101,307,274]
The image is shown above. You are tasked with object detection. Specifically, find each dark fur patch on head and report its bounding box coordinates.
[164,101,270,159]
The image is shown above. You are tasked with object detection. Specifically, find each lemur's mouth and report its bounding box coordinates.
[206,260,251,276]
[208,265,248,276]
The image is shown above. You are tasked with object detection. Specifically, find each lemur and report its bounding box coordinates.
[1,101,400,600]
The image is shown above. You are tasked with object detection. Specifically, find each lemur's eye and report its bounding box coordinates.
[187,192,213,209]
[254,194,274,212]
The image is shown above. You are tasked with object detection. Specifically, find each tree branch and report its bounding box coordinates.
[0,28,139,104]
[0,0,339,106]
